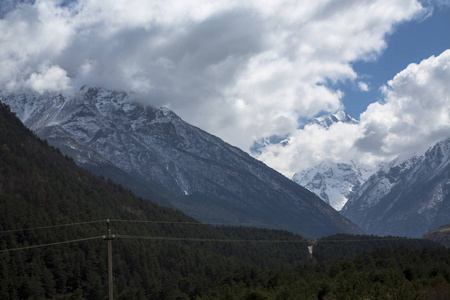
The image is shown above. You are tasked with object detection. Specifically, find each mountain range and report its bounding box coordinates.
[0,87,361,238]
[254,109,450,238]
[1,99,446,298]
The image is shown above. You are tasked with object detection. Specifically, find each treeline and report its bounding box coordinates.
[200,245,450,299]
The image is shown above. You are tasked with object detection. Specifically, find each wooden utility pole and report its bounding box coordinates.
[104,219,114,300]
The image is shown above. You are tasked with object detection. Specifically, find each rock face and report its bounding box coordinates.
[341,139,450,237]
[1,87,361,237]
[293,160,374,211]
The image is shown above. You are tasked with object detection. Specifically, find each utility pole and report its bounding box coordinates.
[103,219,115,300]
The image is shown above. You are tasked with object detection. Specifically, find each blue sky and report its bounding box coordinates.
[342,5,450,118]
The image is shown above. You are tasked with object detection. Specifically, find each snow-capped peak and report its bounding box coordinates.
[292,160,376,210]
[311,111,358,129]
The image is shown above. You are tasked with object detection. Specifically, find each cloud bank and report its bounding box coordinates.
[2,0,448,178]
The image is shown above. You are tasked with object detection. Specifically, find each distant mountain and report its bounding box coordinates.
[292,160,375,210]
[310,111,358,129]
[1,87,361,237]
[341,138,450,237]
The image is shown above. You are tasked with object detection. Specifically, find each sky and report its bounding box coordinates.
[1,0,450,178]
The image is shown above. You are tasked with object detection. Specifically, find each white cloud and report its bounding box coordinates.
[358,81,370,92]
[256,49,450,177]
[357,49,450,156]
[258,122,365,177]
[0,0,73,91]
[0,0,427,153]
[25,64,71,93]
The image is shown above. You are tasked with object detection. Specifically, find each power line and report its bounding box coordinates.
[116,235,415,244]
[315,237,415,243]
[110,218,311,227]
[0,218,423,246]
[117,234,309,243]
[0,220,105,235]
[110,219,202,225]
[0,236,103,254]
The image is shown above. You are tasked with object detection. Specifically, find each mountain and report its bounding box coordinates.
[0,87,361,237]
[0,101,314,299]
[292,160,374,210]
[341,138,450,237]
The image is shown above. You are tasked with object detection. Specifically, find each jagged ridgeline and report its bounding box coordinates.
[0,102,311,299]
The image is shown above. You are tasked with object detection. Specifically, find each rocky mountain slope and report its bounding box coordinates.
[341,138,450,237]
[0,87,361,237]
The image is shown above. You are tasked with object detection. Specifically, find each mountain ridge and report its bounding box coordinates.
[1,87,361,237]
[341,138,450,237]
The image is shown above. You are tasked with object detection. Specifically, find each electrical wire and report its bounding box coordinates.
[315,237,414,243]
[116,234,308,243]
[110,219,310,227]
[110,219,202,225]
[0,218,423,251]
[116,235,416,244]
[0,220,106,235]
[0,236,103,254]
